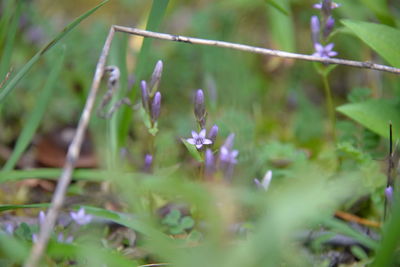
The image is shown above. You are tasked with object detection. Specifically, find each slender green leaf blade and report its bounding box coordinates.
[264,0,289,16]
[342,19,400,68]
[0,0,108,103]
[3,49,65,171]
[337,99,400,139]
[0,203,50,212]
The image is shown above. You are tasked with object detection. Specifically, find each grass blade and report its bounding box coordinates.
[0,0,108,103]
[3,48,65,171]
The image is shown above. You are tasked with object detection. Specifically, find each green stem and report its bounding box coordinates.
[322,74,336,140]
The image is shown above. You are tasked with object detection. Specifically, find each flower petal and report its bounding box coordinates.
[199,129,207,138]
[187,138,196,145]
[191,131,199,139]
[203,139,212,145]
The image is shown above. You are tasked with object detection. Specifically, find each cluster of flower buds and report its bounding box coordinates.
[204,133,239,181]
[311,0,340,58]
[140,60,163,124]
[30,207,92,244]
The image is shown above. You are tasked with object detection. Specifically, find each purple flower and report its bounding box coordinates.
[151,91,162,122]
[32,233,38,243]
[313,1,340,10]
[70,208,92,225]
[312,43,338,58]
[187,129,212,149]
[149,60,163,93]
[57,233,74,244]
[311,16,320,45]
[4,223,14,235]
[220,146,238,165]
[38,211,46,227]
[254,170,273,191]
[144,154,153,173]
[204,149,216,177]
[385,186,393,203]
[208,124,219,144]
[324,16,335,38]
[194,89,207,128]
[140,80,150,111]
[223,133,235,150]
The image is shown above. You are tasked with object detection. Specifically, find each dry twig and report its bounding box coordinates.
[25,25,400,267]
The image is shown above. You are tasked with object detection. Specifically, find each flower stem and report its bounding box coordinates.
[321,74,336,140]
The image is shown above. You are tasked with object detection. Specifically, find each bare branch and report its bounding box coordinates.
[24,26,116,267]
[114,25,400,75]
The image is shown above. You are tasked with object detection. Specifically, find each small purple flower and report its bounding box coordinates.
[187,129,212,149]
[208,124,219,144]
[220,146,239,165]
[70,208,92,225]
[144,154,153,173]
[385,186,393,203]
[313,1,340,10]
[151,91,162,122]
[324,16,335,38]
[32,233,38,243]
[223,133,235,150]
[38,211,46,227]
[204,149,215,177]
[4,223,14,235]
[254,170,273,191]
[312,43,338,58]
[57,233,74,244]
[141,80,150,111]
[149,60,163,93]
[311,16,320,45]
[194,89,207,128]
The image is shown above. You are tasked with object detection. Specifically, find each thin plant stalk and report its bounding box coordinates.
[322,74,335,140]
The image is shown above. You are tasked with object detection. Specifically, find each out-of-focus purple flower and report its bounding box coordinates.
[32,234,38,243]
[187,129,212,149]
[312,43,338,58]
[141,80,150,111]
[254,170,273,191]
[57,233,74,244]
[311,16,320,45]
[38,211,46,227]
[70,208,92,225]
[324,16,335,38]
[149,60,163,93]
[151,91,162,122]
[144,154,153,173]
[208,125,219,144]
[194,89,207,128]
[4,223,14,235]
[204,149,215,178]
[219,146,239,165]
[222,133,235,150]
[385,186,393,203]
[313,1,340,10]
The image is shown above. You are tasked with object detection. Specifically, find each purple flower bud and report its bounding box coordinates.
[194,89,207,128]
[310,16,320,45]
[38,211,46,228]
[70,207,92,225]
[223,133,235,150]
[151,91,162,122]
[141,80,150,111]
[385,186,393,203]
[324,16,335,38]
[57,233,74,243]
[205,149,215,178]
[4,223,14,235]
[208,125,219,144]
[149,60,163,93]
[144,154,153,173]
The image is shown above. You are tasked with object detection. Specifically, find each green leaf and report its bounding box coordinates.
[181,138,203,162]
[3,48,65,171]
[0,203,50,212]
[337,99,400,139]
[0,0,108,103]
[264,0,289,16]
[180,216,195,230]
[341,19,400,68]
[163,209,181,226]
[0,168,108,183]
